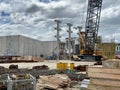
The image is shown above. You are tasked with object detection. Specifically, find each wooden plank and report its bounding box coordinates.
[12,57,17,60]
[88,84,120,90]
[87,66,120,74]
[33,57,44,62]
[88,72,120,80]
[23,56,33,61]
[91,78,120,87]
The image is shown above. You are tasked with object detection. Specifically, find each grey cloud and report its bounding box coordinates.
[102,0,120,9]
[46,6,79,19]
[103,15,120,25]
[26,4,40,13]
[1,0,120,42]
[34,18,46,22]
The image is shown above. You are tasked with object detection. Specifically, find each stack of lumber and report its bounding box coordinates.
[87,60,120,90]
[12,56,44,62]
[37,74,71,90]
[32,56,44,62]
[23,56,33,61]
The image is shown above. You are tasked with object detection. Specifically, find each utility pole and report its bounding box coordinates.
[54,20,61,60]
[67,23,73,60]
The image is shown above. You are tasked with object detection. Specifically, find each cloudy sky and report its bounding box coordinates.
[0,0,120,42]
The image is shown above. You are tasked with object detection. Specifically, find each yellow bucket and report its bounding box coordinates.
[56,62,68,70]
[70,63,74,70]
[60,62,64,70]
[56,63,61,70]
[64,63,68,70]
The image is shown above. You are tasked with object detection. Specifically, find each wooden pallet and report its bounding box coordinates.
[88,84,120,90]
[91,78,120,87]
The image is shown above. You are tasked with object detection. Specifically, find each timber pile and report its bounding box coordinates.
[12,56,44,62]
[87,60,120,90]
[37,74,71,90]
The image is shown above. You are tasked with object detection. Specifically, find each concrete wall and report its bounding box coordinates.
[0,35,57,57]
[19,35,44,56]
[42,41,58,57]
[0,36,7,56]
[0,35,19,56]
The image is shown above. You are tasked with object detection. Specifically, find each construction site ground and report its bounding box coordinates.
[0,60,96,90]
[0,60,95,69]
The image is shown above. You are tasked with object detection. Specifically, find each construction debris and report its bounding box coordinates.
[32,65,49,70]
[9,64,18,69]
[74,65,88,72]
[94,61,102,65]
[0,60,101,90]
[67,73,86,81]
[37,74,71,90]
[0,66,5,69]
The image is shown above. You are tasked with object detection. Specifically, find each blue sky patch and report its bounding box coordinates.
[1,11,10,16]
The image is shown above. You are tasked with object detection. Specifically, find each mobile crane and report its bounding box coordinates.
[78,0,103,60]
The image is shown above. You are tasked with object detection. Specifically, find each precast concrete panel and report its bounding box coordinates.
[19,36,42,57]
[36,41,39,56]
[27,37,32,56]
[21,36,28,56]
[42,42,49,56]
[24,37,30,56]
[19,36,24,56]
[6,36,19,56]
[19,36,32,56]
[32,39,36,56]
[0,37,7,56]
[13,36,19,56]
[42,41,57,57]
[41,42,44,56]
[39,41,44,56]
[29,39,34,56]
[0,37,2,55]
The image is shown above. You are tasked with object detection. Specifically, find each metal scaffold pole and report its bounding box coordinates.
[67,23,73,60]
[54,20,61,60]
